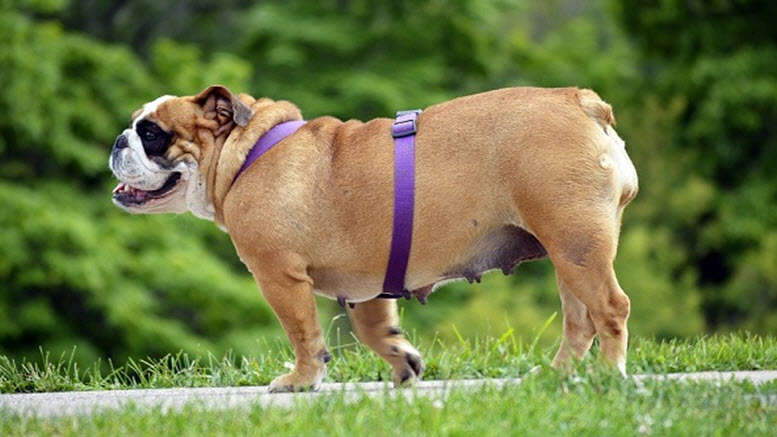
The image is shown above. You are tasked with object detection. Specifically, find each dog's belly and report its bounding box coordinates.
[438,225,548,283]
[310,271,385,302]
[310,225,547,303]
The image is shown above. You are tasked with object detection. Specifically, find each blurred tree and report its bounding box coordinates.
[42,0,255,53]
[0,2,282,365]
[228,0,520,119]
[614,0,777,331]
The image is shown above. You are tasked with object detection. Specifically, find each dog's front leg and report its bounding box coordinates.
[247,252,329,392]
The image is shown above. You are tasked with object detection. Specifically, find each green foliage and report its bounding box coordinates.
[614,0,777,60]
[231,0,521,119]
[614,0,777,331]
[1,0,776,365]
[0,181,282,365]
[0,10,150,181]
[0,5,282,366]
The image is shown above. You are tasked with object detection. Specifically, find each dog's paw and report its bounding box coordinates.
[268,368,325,393]
[389,343,425,387]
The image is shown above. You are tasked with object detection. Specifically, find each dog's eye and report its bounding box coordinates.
[142,130,157,141]
[137,120,172,156]
[139,124,161,141]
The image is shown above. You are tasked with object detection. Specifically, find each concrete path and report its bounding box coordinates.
[2,371,776,418]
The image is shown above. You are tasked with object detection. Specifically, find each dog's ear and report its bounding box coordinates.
[194,85,254,127]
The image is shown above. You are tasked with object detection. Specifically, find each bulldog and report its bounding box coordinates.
[109,85,638,392]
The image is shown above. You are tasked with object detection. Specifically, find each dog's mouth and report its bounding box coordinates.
[112,172,182,205]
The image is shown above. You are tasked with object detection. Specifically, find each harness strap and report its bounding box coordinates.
[381,110,422,299]
[232,120,307,185]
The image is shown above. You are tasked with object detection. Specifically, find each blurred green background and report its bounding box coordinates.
[1,0,776,366]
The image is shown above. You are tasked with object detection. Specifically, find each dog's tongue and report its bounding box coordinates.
[112,182,150,201]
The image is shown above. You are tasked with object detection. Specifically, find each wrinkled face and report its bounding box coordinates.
[109,95,213,219]
[110,86,254,220]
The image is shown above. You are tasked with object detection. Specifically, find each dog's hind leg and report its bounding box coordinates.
[516,180,631,373]
[347,299,425,386]
[552,270,597,370]
[547,233,631,375]
[518,185,631,373]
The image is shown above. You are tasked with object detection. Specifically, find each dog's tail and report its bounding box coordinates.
[578,89,615,129]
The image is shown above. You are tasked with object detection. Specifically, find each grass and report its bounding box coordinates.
[0,331,776,394]
[2,372,776,436]
[1,332,776,435]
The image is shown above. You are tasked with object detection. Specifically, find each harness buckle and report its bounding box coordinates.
[392,109,422,138]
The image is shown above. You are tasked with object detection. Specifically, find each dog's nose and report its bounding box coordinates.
[113,134,128,150]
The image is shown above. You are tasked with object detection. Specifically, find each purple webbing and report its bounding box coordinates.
[233,120,307,185]
[382,111,420,296]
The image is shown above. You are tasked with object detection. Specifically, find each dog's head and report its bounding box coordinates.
[109,85,254,220]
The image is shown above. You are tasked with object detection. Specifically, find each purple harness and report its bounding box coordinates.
[233,120,308,183]
[378,110,421,300]
[234,111,421,304]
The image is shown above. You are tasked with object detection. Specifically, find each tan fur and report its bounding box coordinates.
[578,88,615,128]
[135,86,638,391]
